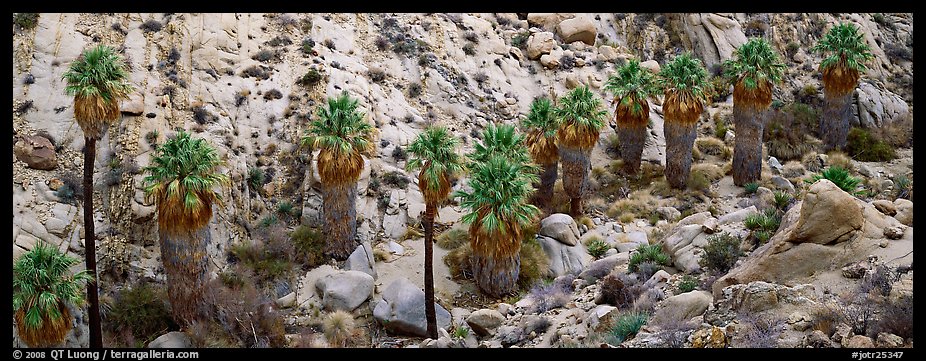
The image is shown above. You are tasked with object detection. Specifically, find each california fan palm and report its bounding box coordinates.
[520,98,560,212]
[554,86,608,216]
[659,53,710,189]
[723,38,785,186]
[406,126,464,339]
[604,59,660,175]
[812,23,874,151]
[302,92,377,259]
[62,44,133,347]
[143,131,229,325]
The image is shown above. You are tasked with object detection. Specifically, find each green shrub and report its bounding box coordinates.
[14,13,39,30]
[518,238,550,290]
[773,191,792,210]
[436,228,469,250]
[107,283,177,347]
[807,166,863,195]
[714,116,729,139]
[845,127,896,162]
[628,244,670,273]
[382,171,410,188]
[744,182,760,194]
[511,31,530,49]
[586,237,610,259]
[248,167,265,190]
[893,175,912,200]
[56,183,77,204]
[677,275,699,294]
[276,201,294,217]
[607,311,649,344]
[462,43,476,55]
[744,209,781,241]
[291,226,325,267]
[699,232,743,274]
[258,214,278,228]
[228,240,292,282]
[765,103,819,160]
[297,69,323,87]
[453,325,470,339]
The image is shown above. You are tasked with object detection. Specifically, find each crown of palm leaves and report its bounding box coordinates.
[604,59,660,117]
[406,126,465,202]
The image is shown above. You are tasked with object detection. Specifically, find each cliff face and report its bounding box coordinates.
[11,12,913,297]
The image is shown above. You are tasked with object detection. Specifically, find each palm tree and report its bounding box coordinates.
[455,154,540,297]
[405,126,465,339]
[604,59,660,175]
[813,23,874,152]
[659,53,710,189]
[723,38,786,186]
[13,242,94,347]
[520,98,560,213]
[302,92,377,259]
[142,131,229,325]
[62,44,134,347]
[554,86,608,216]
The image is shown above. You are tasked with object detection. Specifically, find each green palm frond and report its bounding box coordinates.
[812,22,874,72]
[454,155,540,235]
[62,45,134,103]
[555,86,608,134]
[301,92,376,157]
[142,131,229,213]
[723,38,786,90]
[469,123,534,166]
[659,52,710,102]
[406,126,465,197]
[604,59,660,117]
[13,242,93,330]
[520,97,559,139]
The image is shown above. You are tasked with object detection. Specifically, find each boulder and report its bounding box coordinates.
[315,271,374,312]
[120,93,145,115]
[373,277,451,337]
[656,206,681,221]
[640,60,660,73]
[770,176,794,193]
[14,135,58,170]
[148,332,191,348]
[876,332,905,348]
[275,292,296,309]
[651,291,712,324]
[537,235,592,277]
[578,252,629,282]
[672,13,747,68]
[597,45,618,61]
[539,213,580,246]
[676,211,713,228]
[789,180,864,244]
[845,335,875,348]
[526,32,555,59]
[556,16,597,45]
[855,82,911,129]
[893,199,912,226]
[883,226,905,240]
[718,206,758,225]
[664,224,703,255]
[527,13,575,31]
[768,156,783,174]
[585,305,618,332]
[872,200,897,216]
[346,242,377,279]
[465,309,505,336]
[540,53,560,69]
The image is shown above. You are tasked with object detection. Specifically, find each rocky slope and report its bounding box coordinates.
[11,13,913,348]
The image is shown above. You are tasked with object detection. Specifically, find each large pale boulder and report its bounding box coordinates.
[373,278,451,337]
[854,82,911,129]
[465,309,506,336]
[526,32,555,59]
[893,199,912,226]
[14,135,57,170]
[651,291,713,324]
[148,332,191,348]
[556,16,597,45]
[539,213,580,246]
[527,13,575,31]
[315,271,375,312]
[789,180,864,244]
[537,235,592,277]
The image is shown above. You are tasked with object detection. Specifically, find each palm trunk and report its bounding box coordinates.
[532,162,558,213]
[821,91,853,152]
[423,204,437,339]
[323,182,358,260]
[472,252,520,298]
[732,106,766,186]
[160,227,210,325]
[617,122,647,175]
[83,136,102,348]
[559,146,590,217]
[664,121,697,189]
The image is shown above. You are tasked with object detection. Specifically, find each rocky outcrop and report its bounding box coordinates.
[316,270,375,312]
[671,13,748,68]
[539,213,581,246]
[651,291,712,325]
[854,82,911,128]
[556,17,597,45]
[790,180,864,244]
[537,235,592,277]
[373,277,451,337]
[526,32,555,60]
[14,135,57,170]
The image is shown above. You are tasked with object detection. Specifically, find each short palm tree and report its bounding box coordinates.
[520,98,560,212]
[555,86,608,216]
[455,154,540,297]
[405,125,465,339]
[302,92,377,259]
[813,23,874,152]
[659,53,710,189]
[62,44,134,347]
[604,59,660,175]
[723,38,786,186]
[13,242,93,347]
[143,130,229,325]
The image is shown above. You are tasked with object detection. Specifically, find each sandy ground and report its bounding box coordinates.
[374,236,462,301]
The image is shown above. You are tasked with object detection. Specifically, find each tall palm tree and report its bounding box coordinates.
[813,23,874,152]
[142,131,229,325]
[302,92,377,259]
[62,44,133,347]
[554,86,608,216]
[659,53,710,189]
[520,98,559,213]
[455,154,540,297]
[13,242,93,347]
[405,126,465,339]
[604,59,660,175]
[723,38,786,186]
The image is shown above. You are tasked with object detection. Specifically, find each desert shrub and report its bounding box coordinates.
[266,35,292,47]
[382,171,410,188]
[872,117,913,148]
[786,42,800,58]
[598,273,644,309]
[472,71,488,84]
[444,242,474,280]
[291,225,325,268]
[511,31,530,49]
[765,103,820,160]
[708,76,731,102]
[368,68,387,83]
[436,228,468,250]
[297,69,323,87]
[825,151,854,171]
[699,232,743,274]
[628,244,670,273]
[187,321,238,348]
[696,137,731,159]
[714,116,729,139]
[13,13,39,30]
[518,237,550,290]
[872,13,895,29]
[462,43,476,55]
[807,166,862,195]
[139,19,162,32]
[391,145,407,161]
[191,105,215,125]
[585,237,610,259]
[810,306,840,336]
[733,313,785,348]
[453,326,470,339]
[275,201,294,217]
[322,310,357,347]
[527,280,571,313]
[248,167,265,190]
[607,312,649,345]
[677,275,699,293]
[200,278,286,347]
[559,54,576,70]
[374,36,389,51]
[408,83,423,98]
[56,183,77,204]
[604,134,621,158]
[301,38,316,54]
[773,190,792,211]
[845,127,896,162]
[241,65,271,80]
[893,175,912,200]
[227,240,292,282]
[106,283,177,347]
[263,89,283,101]
[744,182,759,194]
[652,307,697,348]
[874,294,913,339]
